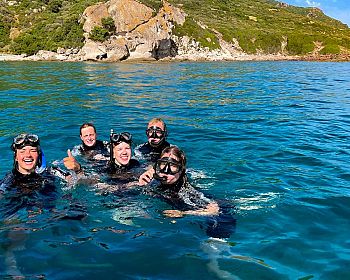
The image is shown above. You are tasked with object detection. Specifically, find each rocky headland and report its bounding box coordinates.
[0,0,300,62]
[0,0,349,62]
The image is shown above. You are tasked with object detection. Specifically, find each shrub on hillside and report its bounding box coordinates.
[48,0,63,13]
[0,22,11,49]
[101,17,115,33]
[89,26,109,42]
[174,18,219,50]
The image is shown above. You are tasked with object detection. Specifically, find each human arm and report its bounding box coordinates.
[163,179,220,218]
[163,202,220,218]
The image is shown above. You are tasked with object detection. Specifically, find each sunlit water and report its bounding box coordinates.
[0,61,350,279]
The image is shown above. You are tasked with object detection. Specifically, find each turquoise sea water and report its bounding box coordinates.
[0,61,350,279]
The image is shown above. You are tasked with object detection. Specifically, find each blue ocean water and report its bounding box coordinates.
[0,61,350,279]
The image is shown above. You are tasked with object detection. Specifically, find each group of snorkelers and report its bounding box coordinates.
[0,118,235,238]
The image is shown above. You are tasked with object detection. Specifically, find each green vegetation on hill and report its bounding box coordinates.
[166,0,350,54]
[0,0,100,55]
[1,0,350,56]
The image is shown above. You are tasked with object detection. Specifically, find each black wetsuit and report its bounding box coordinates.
[147,175,212,211]
[102,159,141,185]
[147,175,236,239]
[0,168,86,220]
[135,140,170,163]
[78,140,109,159]
[0,168,58,215]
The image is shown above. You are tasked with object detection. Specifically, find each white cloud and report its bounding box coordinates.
[305,0,321,7]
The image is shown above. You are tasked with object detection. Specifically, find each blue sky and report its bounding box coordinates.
[283,0,350,26]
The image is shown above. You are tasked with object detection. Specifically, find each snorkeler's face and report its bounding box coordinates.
[15,145,39,174]
[80,126,97,147]
[146,121,165,147]
[113,142,131,166]
[156,153,182,185]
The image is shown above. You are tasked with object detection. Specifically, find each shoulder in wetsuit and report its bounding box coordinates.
[0,168,59,215]
[147,174,213,211]
[1,168,57,194]
[102,159,141,184]
[78,139,109,159]
[135,140,171,163]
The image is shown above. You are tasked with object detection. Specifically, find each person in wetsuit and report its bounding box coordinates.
[0,133,58,201]
[73,122,109,160]
[0,133,86,277]
[64,131,141,190]
[139,146,219,217]
[103,131,141,184]
[134,118,171,164]
[0,133,84,207]
[139,146,236,238]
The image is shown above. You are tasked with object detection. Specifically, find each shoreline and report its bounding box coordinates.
[1,53,349,62]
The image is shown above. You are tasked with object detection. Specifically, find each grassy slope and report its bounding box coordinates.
[141,0,350,54]
[1,0,349,55]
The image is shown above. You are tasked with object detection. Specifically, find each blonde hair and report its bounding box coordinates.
[148,118,165,127]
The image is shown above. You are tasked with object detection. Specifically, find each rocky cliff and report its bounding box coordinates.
[30,0,248,62]
[2,0,349,62]
[79,0,184,61]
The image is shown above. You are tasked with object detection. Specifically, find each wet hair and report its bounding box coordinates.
[160,146,186,168]
[80,123,96,136]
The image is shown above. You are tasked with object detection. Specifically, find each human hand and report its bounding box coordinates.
[207,202,220,215]
[138,167,155,186]
[63,149,81,172]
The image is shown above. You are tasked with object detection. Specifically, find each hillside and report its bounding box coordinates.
[1,0,350,58]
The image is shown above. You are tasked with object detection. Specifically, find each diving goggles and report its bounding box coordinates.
[12,133,40,150]
[146,126,165,139]
[155,157,183,175]
[110,132,132,144]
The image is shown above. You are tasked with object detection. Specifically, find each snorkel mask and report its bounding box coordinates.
[154,156,183,182]
[11,133,46,173]
[11,133,40,151]
[146,126,167,147]
[109,130,132,163]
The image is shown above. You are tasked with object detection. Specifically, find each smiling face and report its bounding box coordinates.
[156,152,182,185]
[113,142,131,166]
[80,126,97,147]
[15,145,39,174]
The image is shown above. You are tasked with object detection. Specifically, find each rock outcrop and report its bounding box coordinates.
[19,0,289,62]
[76,0,246,62]
[78,0,185,61]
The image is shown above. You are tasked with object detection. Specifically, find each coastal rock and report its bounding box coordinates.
[0,0,306,62]
[79,40,107,61]
[81,4,109,35]
[104,37,129,61]
[81,0,153,36]
[26,50,66,61]
[107,0,154,33]
[79,0,185,61]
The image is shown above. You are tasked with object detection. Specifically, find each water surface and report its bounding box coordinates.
[0,61,350,279]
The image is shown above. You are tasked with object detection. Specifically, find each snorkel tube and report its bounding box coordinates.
[109,129,114,164]
[35,148,46,174]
